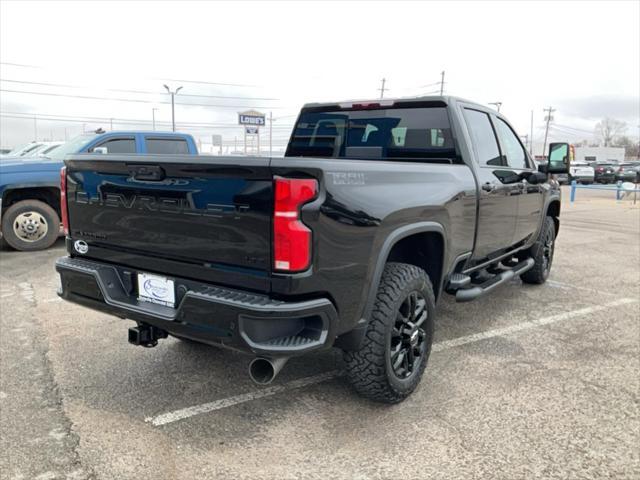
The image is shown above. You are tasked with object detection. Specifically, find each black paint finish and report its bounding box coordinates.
[58,96,560,351]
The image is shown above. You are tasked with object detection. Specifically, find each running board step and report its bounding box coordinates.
[447,273,471,290]
[455,258,535,303]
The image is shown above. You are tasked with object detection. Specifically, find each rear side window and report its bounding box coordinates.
[90,138,136,154]
[463,109,503,166]
[146,138,189,154]
[286,106,456,162]
[495,118,528,169]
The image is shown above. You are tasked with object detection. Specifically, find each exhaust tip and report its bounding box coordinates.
[249,358,276,385]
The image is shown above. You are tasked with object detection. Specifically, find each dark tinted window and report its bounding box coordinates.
[146,138,189,154]
[463,109,503,166]
[495,118,528,169]
[91,138,136,154]
[286,106,456,162]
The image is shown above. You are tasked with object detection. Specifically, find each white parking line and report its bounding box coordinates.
[146,297,637,427]
[148,370,341,426]
[547,279,618,296]
[432,298,636,352]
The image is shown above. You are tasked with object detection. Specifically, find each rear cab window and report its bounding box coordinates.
[286,103,458,163]
[145,137,189,154]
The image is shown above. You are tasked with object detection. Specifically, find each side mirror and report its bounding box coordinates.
[524,171,548,184]
[93,146,108,154]
[547,142,570,174]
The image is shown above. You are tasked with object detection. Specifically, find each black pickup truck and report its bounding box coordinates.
[56,96,570,403]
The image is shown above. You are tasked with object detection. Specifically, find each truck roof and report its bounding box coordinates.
[96,131,193,137]
[301,95,485,111]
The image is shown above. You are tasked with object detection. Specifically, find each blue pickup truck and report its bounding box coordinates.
[0,130,198,251]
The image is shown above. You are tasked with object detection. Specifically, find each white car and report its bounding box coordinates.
[569,161,595,184]
[25,141,64,157]
[0,141,45,159]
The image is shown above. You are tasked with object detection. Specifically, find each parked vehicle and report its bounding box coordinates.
[0,131,198,251]
[615,163,639,183]
[592,162,617,184]
[569,161,595,184]
[24,142,65,158]
[0,142,45,159]
[56,96,568,403]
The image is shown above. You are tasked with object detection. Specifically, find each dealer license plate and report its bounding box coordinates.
[137,272,175,308]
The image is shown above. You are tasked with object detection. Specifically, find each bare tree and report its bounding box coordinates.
[594,118,627,146]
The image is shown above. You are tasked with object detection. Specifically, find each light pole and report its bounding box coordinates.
[163,85,183,131]
[268,111,273,157]
[152,108,159,131]
[489,101,502,112]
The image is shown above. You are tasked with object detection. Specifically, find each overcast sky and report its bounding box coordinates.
[1,0,639,153]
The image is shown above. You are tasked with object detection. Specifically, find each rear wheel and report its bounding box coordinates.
[343,262,435,403]
[521,216,556,284]
[1,200,60,251]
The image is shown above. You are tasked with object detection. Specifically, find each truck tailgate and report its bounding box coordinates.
[64,154,273,291]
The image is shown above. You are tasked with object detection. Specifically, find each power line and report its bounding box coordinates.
[0,88,284,109]
[0,61,40,68]
[416,81,441,89]
[0,112,293,129]
[1,61,259,88]
[159,77,257,88]
[0,78,279,101]
[553,123,595,135]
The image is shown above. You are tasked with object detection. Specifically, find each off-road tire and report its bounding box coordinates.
[343,262,435,403]
[1,200,60,251]
[521,216,556,284]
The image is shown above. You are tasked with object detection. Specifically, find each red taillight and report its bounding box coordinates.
[60,166,69,235]
[273,177,318,272]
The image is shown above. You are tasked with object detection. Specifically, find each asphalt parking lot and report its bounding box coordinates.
[1,187,639,480]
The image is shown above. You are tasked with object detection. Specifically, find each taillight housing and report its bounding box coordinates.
[60,166,69,235]
[273,177,318,272]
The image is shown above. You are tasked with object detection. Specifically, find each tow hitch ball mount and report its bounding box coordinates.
[128,324,168,348]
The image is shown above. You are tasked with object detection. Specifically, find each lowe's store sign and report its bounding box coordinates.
[238,111,266,126]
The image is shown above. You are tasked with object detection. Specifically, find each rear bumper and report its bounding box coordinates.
[55,256,338,356]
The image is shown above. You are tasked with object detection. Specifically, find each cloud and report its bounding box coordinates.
[555,95,640,123]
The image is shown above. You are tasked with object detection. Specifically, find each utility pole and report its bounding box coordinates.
[440,71,445,95]
[542,106,556,158]
[109,118,113,130]
[152,108,158,130]
[378,78,387,99]
[163,84,183,131]
[530,110,534,155]
[268,111,273,157]
[33,116,37,141]
[489,102,502,112]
